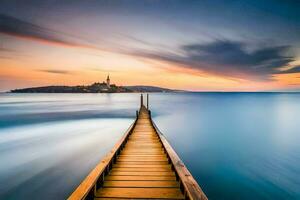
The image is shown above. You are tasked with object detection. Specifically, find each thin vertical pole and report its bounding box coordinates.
[140,94,143,108]
[147,93,149,110]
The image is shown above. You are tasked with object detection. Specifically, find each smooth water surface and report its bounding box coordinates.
[0,93,299,199]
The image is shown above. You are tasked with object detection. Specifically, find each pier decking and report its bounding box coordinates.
[69,95,207,200]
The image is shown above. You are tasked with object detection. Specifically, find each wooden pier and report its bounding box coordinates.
[68,95,207,200]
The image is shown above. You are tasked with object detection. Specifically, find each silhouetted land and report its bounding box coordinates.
[10,83,179,93]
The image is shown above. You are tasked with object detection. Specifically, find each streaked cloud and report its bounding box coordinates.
[275,66,300,74]
[0,47,20,60]
[131,40,297,80]
[38,70,72,74]
[0,14,97,50]
[87,67,120,73]
[0,47,15,52]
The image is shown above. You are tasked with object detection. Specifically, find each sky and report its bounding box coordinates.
[0,0,300,92]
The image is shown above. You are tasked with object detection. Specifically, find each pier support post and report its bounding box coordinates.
[147,93,149,110]
[140,94,143,108]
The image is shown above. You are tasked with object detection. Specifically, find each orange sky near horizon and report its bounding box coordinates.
[1,1,300,92]
[1,40,299,92]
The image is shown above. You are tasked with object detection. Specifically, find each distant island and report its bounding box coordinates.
[10,75,180,93]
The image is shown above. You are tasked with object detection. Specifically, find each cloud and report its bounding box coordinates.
[0,14,96,49]
[274,66,300,74]
[0,55,12,59]
[86,67,120,73]
[131,39,297,80]
[0,47,15,52]
[0,47,20,60]
[38,70,72,74]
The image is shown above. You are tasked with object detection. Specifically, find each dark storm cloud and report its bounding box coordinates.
[182,41,291,66]
[0,14,96,49]
[38,70,72,74]
[132,40,297,79]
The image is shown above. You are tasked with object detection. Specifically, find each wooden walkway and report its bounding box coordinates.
[69,95,207,200]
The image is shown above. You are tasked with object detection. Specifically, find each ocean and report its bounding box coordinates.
[0,93,299,199]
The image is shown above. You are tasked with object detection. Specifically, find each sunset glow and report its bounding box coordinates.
[1,1,300,92]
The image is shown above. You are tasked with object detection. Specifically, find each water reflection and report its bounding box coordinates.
[0,119,131,199]
[151,93,300,199]
[0,93,300,199]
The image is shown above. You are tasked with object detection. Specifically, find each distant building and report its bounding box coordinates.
[106,74,110,88]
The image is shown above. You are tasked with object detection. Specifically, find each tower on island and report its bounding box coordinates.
[106,74,110,88]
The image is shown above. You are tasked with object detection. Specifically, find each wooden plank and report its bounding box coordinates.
[95,188,184,199]
[117,157,168,161]
[123,149,164,152]
[120,153,165,156]
[118,155,166,157]
[127,140,160,142]
[116,161,169,165]
[132,130,155,132]
[130,134,156,136]
[129,134,157,136]
[125,143,162,146]
[127,140,160,143]
[105,175,176,181]
[124,146,163,149]
[124,147,163,149]
[124,145,162,148]
[123,146,162,148]
[119,153,165,156]
[127,138,159,140]
[128,140,158,141]
[119,151,165,155]
[131,134,156,136]
[133,127,154,129]
[125,143,161,145]
[126,139,160,141]
[121,149,165,152]
[111,167,171,172]
[129,136,158,138]
[109,171,175,176]
[113,164,171,168]
[95,198,129,200]
[126,140,158,143]
[122,150,164,153]
[128,138,156,139]
[119,154,165,157]
[103,181,180,188]
[127,141,158,143]
[122,148,163,150]
[124,146,162,149]
[127,140,158,142]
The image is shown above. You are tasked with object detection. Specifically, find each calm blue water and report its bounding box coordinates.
[0,93,299,199]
